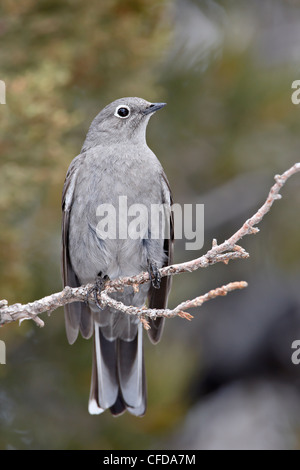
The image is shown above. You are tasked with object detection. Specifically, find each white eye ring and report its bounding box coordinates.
[114,105,131,119]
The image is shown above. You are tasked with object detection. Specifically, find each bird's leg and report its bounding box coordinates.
[148,261,161,289]
[86,272,109,310]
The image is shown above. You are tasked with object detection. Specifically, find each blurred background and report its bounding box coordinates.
[1,0,300,450]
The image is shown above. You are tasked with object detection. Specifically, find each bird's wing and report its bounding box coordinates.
[147,171,174,344]
[62,153,93,344]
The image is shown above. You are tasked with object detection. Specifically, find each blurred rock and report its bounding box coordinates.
[168,379,300,450]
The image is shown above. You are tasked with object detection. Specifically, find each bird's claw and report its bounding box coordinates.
[148,262,161,289]
[86,272,109,310]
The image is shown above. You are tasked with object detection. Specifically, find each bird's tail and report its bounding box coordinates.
[88,322,146,416]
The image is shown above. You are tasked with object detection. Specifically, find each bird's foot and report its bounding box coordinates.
[148,261,161,289]
[86,272,109,310]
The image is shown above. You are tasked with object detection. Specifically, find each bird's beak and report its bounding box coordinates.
[143,102,167,115]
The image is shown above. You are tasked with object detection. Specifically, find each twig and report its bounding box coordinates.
[102,281,248,320]
[0,163,299,329]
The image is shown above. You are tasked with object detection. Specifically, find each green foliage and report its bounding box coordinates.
[0,0,171,302]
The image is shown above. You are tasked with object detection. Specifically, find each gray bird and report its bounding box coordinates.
[61,97,173,416]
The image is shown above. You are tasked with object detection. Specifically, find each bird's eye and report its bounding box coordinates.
[115,105,130,119]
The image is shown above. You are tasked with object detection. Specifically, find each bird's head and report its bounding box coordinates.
[82,97,166,150]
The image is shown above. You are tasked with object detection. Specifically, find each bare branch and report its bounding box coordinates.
[102,281,248,328]
[0,281,247,327]
[0,163,299,329]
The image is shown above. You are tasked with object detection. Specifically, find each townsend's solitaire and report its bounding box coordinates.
[62,97,173,416]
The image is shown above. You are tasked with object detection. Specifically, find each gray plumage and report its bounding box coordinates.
[61,97,173,416]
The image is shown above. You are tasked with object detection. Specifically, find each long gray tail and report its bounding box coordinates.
[88,322,146,416]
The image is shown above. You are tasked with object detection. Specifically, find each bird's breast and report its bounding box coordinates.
[68,146,165,284]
